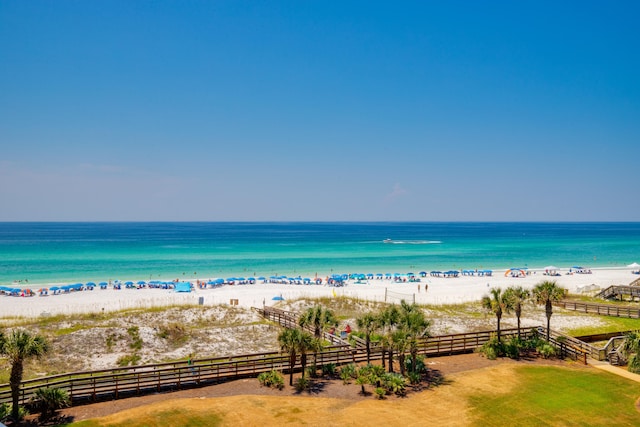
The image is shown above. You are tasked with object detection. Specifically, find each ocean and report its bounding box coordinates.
[1,222,639,286]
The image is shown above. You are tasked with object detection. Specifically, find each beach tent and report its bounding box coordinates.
[505,268,526,278]
[175,282,191,293]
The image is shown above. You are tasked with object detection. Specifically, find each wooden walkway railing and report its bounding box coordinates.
[0,311,604,407]
[555,300,640,319]
[595,285,640,301]
[257,306,351,346]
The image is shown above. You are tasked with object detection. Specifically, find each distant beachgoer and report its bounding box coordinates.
[425,284,428,292]
[418,284,421,293]
[345,324,352,334]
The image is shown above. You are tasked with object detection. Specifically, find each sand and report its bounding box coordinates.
[1,267,637,318]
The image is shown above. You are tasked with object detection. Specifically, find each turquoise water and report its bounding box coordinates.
[0,222,639,285]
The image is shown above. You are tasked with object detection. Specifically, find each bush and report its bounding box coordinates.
[117,353,142,366]
[322,363,337,376]
[157,323,188,345]
[258,370,284,390]
[504,336,522,360]
[537,343,557,359]
[340,363,357,384]
[628,354,640,374]
[404,354,427,374]
[306,365,318,378]
[374,387,386,399]
[383,373,407,396]
[406,371,421,385]
[0,402,9,422]
[31,387,70,421]
[521,331,543,352]
[295,377,310,392]
[479,335,504,359]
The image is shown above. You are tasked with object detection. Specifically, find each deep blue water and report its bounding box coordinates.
[0,222,639,285]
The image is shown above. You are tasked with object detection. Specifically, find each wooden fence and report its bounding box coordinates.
[0,313,596,407]
[555,300,640,319]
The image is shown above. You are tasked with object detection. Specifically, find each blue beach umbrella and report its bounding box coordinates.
[86,282,96,286]
[137,281,146,285]
[272,295,284,301]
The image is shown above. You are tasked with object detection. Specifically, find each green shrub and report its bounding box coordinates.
[406,371,421,385]
[404,354,427,374]
[628,354,640,374]
[374,387,386,399]
[504,336,522,360]
[116,353,142,367]
[340,363,358,384]
[322,363,337,376]
[31,387,70,421]
[126,326,143,351]
[157,323,188,345]
[479,334,504,359]
[306,365,318,378]
[257,370,284,390]
[295,377,310,392]
[537,343,557,359]
[0,402,9,422]
[383,373,407,396]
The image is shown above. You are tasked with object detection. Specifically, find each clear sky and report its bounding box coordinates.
[1,1,639,221]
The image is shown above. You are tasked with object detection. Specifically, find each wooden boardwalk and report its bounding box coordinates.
[0,306,597,407]
[555,300,640,319]
[595,285,640,301]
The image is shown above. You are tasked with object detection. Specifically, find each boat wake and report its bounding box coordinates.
[383,239,442,245]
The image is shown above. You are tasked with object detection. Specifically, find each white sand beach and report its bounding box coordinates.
[1,268,638,318]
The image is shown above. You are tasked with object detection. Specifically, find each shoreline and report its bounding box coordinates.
[1,266,637,318]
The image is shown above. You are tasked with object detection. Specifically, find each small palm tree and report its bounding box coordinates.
[398,301,431,374]
[391,330,409,376]
[377,305,399,371]
[481,288,512,341]
[0,329,49,422]
[299,305,337,339]
[32,387,70,421]
[504,286,530,338]
[532,280,566,341]
[277,328,314,386]
[356,313,378,364]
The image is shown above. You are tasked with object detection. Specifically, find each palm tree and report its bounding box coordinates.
[504,286,530,338]
[277,328,314,386]
[298,305,337,339]
[532,280,566,341]
[377,305,399,372]
[356,313,378,364]
[391,329,409,376]
[398,301,431,374]
[32,387,70,421]
[0,329,49,421]
[481,288,512,341]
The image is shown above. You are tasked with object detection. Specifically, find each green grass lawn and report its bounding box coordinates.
[469,366,640,426]
[62,365,640,426]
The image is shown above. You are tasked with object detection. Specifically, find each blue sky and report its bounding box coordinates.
[1,1,639,221]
